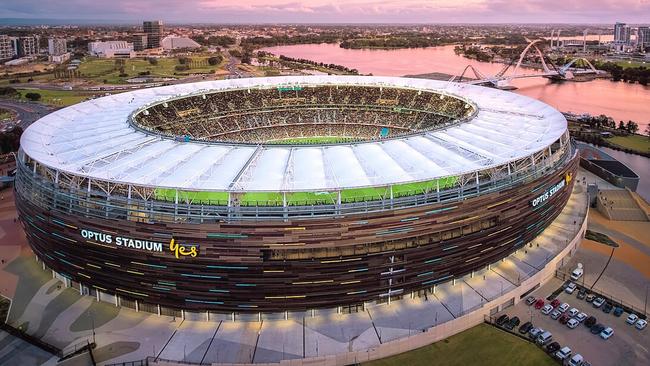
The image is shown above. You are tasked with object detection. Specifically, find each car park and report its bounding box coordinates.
[602,302,613,313]
[592,297,605,308]
[542,304,554,315]
[519,321,533,334]
[613,307,624,317]
[551,310,562,320]
[565,282,577,294]
[576,312,588,322]
[568,354,584,366]
[568,307,579,317]
[534,299,545,309]
[635,319,647,330]
[550,299,561,308]
[600,327,614,339]
[496,314,509,326]
[536,331,553,345]
[590,324,605,334]
[626,314,639,325]
[525,296,536,306]
[529,327,544,339]
[545,341,561,354]
[585,316,597,328]
[559,314,571,324]
[585,293,595,303]
[559,303,570,312]
[577,289,586,300]
[555,346,572,361]
[567,318,580,329]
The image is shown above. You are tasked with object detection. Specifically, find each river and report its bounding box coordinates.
[262,43,650,202]
[261,43,650,132]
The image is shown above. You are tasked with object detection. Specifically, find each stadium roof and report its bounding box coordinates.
[21,76,567,193]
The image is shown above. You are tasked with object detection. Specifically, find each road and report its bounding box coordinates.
[0,99,56,129]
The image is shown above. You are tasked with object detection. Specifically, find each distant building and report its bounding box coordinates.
[0,35,14,60]
[161,36,201,50]
[48,38,67,56]
[143,20,163,49]
[131,33,148,51]
[614,22,631,45]
[88,41,135,58]
[14,36,38,57]
[638,27,650,51]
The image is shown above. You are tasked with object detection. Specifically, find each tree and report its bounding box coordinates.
[241,51,252,64]
[148,57,158,65]
[207,56,222,66]
[625,120,639,134]
[645,124,650,138]
[617,121,625,130]
[24,92,41,101]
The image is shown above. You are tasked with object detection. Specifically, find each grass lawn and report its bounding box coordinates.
[78,56,226,84]
[606,134,650,153]
[17,88,91,106]
[364,323,556,366]
[0,108,16,120]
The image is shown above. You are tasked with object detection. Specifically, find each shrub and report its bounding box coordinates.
[24,92,41,101]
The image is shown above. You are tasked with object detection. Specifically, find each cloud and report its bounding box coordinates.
[0,0,648,23]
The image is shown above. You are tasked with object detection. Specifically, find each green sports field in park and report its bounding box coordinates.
[153,176,457,206]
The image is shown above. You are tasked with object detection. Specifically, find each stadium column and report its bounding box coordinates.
[174,189,179,217]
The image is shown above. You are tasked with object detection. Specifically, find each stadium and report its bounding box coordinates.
[15,75,578,315]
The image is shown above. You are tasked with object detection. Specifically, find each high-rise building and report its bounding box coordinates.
[14,36,38,57]
[614,22,631,45]
[143,20,163,49]
[0,35,14,60]
[131,33,148,51]
[638,27,650,51]
[48,38,67,56]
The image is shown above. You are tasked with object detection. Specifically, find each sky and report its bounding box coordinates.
[1,0,649,24]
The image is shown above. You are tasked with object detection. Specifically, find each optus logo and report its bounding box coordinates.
[169,238,199,259]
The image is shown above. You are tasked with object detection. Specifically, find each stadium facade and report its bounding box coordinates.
[15,76,577,314]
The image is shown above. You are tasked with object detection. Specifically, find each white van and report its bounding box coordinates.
[555,346,572,361]
[571,267,583,281]
[536,331,553,345]
[568,353,583,365]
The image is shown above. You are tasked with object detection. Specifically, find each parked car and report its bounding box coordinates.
[575,312,588,322]
[590,324,605,334]
[577,289,587,300]
[569,354,584,366]
[536,331,553,345]
[571,266,584,281]
[565,282,577,294]
[568,307,579,317]
[505,316,520,330]
[534,299,545,309]
[559,314,571,324]
[592,297,605,308]
[567,318,580,329]
[585,293,596,303]
[496,314,509,326]
[551,310,562,320]
[559,303,570,312]
[600,327,614,339]
[529,327,544,339]
[545,341,561,354]
[519,321,534,334]
[585,316,598,328]
[542,304,554,315]
[635,319,647,330]
[525,296,536,306]
[626,314,639,325]
[555,346,572,361]
[602,302,613,313]
[551,299,561,308]
[613,307,624,317]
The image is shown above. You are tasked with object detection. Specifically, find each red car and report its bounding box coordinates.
[551,299,561,308]
[559,314,571,324]
[534,299,545,309]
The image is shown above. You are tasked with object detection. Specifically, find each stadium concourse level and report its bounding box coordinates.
[133,85,474,144]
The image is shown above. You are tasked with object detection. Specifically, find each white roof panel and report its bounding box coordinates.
[20,76,567,192]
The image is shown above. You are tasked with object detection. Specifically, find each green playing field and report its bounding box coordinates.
[153,176,457,206]
[266,136,360,145]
